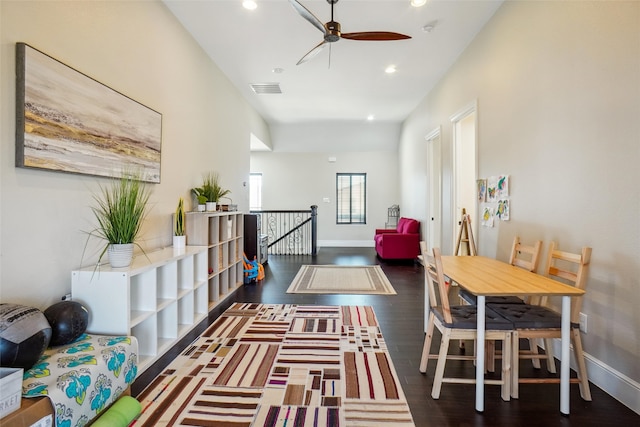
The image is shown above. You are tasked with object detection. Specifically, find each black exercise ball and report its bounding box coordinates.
[44,301,89,346]
[0,303,52,370]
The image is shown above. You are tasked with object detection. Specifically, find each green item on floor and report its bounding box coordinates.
[92,395,141,427]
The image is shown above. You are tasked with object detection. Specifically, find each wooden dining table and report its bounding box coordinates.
[440,255,585,415]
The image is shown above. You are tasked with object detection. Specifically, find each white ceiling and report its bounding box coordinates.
[163,0,504,151]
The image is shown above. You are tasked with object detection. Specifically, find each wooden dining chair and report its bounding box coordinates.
[418,242,514,401]
[458,237,543,371]
[490,242,592,400]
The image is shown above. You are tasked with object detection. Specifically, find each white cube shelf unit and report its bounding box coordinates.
[71,246,208,372]
[185,211,244,310]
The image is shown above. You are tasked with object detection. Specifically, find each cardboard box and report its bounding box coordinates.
[0,368,23,418]
[0,397,54,427]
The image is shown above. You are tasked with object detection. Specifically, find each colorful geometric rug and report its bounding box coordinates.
[132,303,414,426]
[286,265,397,295]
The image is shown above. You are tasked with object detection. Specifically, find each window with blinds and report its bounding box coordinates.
[336,173,366,224]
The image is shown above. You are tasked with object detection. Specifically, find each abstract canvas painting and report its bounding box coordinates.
[15,43,162,183]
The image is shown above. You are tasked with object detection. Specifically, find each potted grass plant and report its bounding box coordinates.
[88,170,151,268]
[173,197,186,249]
[203,172,230,211]
[201,173,217,212]
[192,172,230,212]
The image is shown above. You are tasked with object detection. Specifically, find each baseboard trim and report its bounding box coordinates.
[551,340,640,414]
[317,240,374,247]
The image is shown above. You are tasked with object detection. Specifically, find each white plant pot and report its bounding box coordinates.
[173,235,186,249]
[197,204,205,212]
[206,202,217,212]
[108,243,134,268]
[226,219,233,240]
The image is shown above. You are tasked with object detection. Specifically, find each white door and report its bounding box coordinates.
[451,102,478,254]
[425,127,442,252]
[425,127,442,332]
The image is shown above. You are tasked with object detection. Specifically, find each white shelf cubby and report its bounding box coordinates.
[71,246,208,373]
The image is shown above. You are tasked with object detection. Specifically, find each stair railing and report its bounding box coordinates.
[250,205,317,255]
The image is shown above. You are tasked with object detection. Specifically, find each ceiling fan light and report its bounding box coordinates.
[411,0,427,7]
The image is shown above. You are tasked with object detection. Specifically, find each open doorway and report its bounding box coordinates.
[450,102,478,254]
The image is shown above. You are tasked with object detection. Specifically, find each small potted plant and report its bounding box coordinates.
[201,173,217,212]
[173,197,186,249]
[87,170,151,268]
[191,188,207,212]
[205,172,231,211]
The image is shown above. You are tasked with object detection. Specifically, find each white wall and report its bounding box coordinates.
[0,0,269,307]
[270,121,401,153]
[251,151,399,245]
[399,0,640,410]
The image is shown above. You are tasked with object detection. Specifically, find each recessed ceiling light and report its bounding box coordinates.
[242,1,257,11]
[385,65,397,74]
[272,67,284,74]
[411,0,427,7]
[367,114,375,121]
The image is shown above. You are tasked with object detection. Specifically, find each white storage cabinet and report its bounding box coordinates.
[71,246,208,372]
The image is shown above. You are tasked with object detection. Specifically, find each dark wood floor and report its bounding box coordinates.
[132,247,639,426]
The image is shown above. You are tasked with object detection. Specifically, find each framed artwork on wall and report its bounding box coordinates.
[15,43,162,183]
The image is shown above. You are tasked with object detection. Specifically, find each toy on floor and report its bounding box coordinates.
[257,262,264,281]
[243,253,264,284]
[92,395,141,427]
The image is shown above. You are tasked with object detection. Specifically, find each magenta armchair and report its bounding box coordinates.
[374,217,421,260]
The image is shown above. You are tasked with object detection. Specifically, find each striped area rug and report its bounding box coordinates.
[286,265,397,295]
[132,303,414,426]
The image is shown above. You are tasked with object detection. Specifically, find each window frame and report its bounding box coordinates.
[336,172,367,225]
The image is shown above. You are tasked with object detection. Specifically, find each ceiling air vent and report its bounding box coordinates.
[250,83,282,94]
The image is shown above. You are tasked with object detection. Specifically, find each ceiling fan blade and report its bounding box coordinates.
[341,32,412,41]
[297,40,328,65]
[289,0,326,35]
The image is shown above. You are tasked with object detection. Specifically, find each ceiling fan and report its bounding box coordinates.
[289,0,412,66]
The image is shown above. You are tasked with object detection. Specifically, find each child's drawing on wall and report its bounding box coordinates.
[482,206,494,227]
[497,175,509,198]
[477,179,487,202]
[497,199,510,221]
[487,176,498,202]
